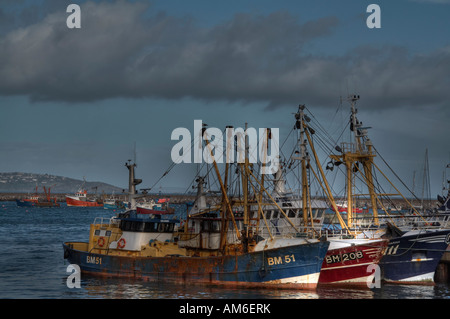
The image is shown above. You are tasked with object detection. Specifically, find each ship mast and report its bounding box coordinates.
[202,128,240,253]
[125,160,142,210]
[330,95,379,228]
[301,107,311,227]
[241,123,250,246]
[219,126,233,251]
[297,108,352,234]
[292,105,311,227]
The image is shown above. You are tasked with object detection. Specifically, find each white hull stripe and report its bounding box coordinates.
[385,271,435,283]
[266,272,321,284]
[410,235,447,243]
[322,262,375,271]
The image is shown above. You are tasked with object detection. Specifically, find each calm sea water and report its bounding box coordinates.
[1,200,450,300]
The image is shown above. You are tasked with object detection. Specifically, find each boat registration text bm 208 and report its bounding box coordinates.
[325,251,363,264]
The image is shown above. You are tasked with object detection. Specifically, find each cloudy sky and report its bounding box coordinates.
[0,0,449,198]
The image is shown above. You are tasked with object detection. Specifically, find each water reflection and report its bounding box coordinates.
[3,202,449,299]
[374,283,449,299]
[63,275,450,299]
[69,276,320,299]
[316,286,375,299]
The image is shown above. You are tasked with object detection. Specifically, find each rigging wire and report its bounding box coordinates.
[372,144,423,203]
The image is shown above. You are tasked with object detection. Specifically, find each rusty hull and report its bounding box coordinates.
[63,240,329,290]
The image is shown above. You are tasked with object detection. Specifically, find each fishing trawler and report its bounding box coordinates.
[379,224,450,284]
[103,193,126,210]
[63,158,330,289]
[16,186,60,207]
[376,164,450,284]
[309,95,450,285]
[281,104,388,286]
[65,181,103,207]
[16,197,38,207]
[103,199,123,209]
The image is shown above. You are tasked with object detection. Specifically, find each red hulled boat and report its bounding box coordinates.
[318,237,388,286]
[66,189,103,207]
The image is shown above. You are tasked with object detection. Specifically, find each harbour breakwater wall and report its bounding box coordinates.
[0,192,199,204]
[0,192,438,209]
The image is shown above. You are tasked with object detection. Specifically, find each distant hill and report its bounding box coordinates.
[0,172,123,194]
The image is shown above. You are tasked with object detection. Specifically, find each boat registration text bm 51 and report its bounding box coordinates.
[87,255,102,265]
[267,254,296,266]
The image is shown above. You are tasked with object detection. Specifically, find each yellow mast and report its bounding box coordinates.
[304,124,353,235]
[202,129,241,250]
[345,156,354,228]
[247,168,300,233]
[247,177,273,240]
[330,95,379,228]
[293,105,352,234]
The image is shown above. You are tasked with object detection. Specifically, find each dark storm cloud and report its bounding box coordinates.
[0,0,449,111]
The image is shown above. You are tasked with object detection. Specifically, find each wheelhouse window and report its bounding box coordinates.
[121,220,174,233]
[201,220,220,232]
[157,223,174,232]
[131,221,144,232]
[144,222,156,232]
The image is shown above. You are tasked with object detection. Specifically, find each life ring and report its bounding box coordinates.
[117,238,126,249]
[97,236,105,247]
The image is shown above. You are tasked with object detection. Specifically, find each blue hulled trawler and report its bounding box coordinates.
[64,152,330,289]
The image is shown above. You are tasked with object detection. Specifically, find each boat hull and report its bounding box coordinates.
[318,239,388,286]
[136,206,174,215]
[16,199,36,207]
[63,240,330,289]
[380,229,450,284]
[66,196,103,207]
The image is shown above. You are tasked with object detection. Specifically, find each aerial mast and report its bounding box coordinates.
[219,126,233,251]
[294,105,311,227]
[240,123,250,251]
[125,160,142,210]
